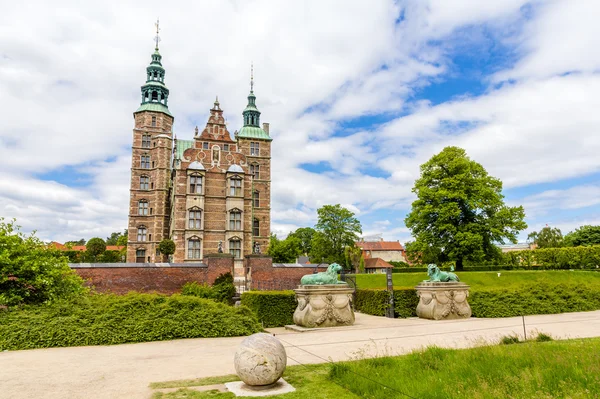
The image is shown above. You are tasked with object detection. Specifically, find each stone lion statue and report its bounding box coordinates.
[425,264,460,282]
[300,263,347,285]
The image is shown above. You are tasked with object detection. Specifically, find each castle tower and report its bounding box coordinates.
[236,66,272,258]
[126,23,174,263]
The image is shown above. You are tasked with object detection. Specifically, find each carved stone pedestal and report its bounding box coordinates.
[416,282,472,320]
[293,284,355,328]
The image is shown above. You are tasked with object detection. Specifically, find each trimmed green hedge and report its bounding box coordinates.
[241,291,296,327]
[181,273,236,304]
[355,282,600,319]
[0,293,262,351]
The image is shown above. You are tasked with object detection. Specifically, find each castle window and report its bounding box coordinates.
[229,239,241,258]
[142,134,151,148]
[253,191,259,208]
[223,144,230,151]
[188,209,202,229]
[229,211,242,231]
[136,249,146,263]
[189,175,202,194]
[137,226,147,242]
[140,155,150,169]
[250,142,259,156]
[203,142,209,150]
[151,116,157,127]
[140,176,149,190]
[188,238,201,259]
[138,200,148,216]
[229,177,242,196]
[253,219,260,237]
[250,164,260,179]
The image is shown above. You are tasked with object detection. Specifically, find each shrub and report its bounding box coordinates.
[86,237,106,260]
[181,273,236,304]
[241,291,296,327]
[355,289,419,318]
[0,219,87,306]
[0,293,261,350]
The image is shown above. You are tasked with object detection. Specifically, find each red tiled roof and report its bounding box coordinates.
[356,241,404,251]
[364,258,394,269]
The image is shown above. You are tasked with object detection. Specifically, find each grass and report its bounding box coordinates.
[355,270,600,290]
[150,338,600,399]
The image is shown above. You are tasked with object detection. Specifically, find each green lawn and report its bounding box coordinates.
[356,270,600,290]
[150,338,600,399]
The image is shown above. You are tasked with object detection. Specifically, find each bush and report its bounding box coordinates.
[241,291,296,327]
[355,282,600,319]
[181,273,236,304]
[0,219,87,306]
[0,293,262,350]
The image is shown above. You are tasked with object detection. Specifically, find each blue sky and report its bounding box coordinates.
[0,0,599,244]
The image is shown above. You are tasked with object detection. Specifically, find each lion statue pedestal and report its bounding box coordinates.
[293,284,355,328]
[416,282,472,320]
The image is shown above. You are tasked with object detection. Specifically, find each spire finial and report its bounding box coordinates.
[250,63,254,93]
[154,18,161,50]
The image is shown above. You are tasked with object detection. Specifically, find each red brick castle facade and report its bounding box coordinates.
[126,43,272,274]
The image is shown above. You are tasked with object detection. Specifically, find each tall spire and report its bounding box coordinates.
[250,63,254,93]
[134,20,172,117]
[242,64,260,127]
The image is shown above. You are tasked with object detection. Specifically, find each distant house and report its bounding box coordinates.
[364,258,394,274]
[497,243,537,253]
[356,239,406,263]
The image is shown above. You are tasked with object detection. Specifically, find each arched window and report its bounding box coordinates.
[188,208,202,229]
[188,237,201,259]
[135,249,146,263]
[253,191,259,208]
[229,239,241,258]
[140,175,149,190]
[229,210,242,230]
[253,219,260,237]
[137,226,147,242]
[138,200,148,216]
[229,177,242,196]
[189,175,202,194]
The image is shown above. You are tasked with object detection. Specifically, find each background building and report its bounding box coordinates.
[127,44,272,275]
[356,239,406,263]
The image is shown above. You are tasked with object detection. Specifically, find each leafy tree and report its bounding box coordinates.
[527,226,564,248]
[65,239,86,246]
[0,218,86,306]
[564,225,600,247]
[311,204,362,265]
[158,239,176,261]
[267,233,302,263]
[116,233,128,246]
[86,237,106,261]
[405,146,527,271]
[358,256,365,274]
[344,245,362,273]
[288,227,315,256]
[106,230,127,246]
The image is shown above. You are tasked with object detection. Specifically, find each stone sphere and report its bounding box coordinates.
[234,333,287,386]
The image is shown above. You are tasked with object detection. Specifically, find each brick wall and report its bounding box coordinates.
[245,255,327,290]
[71,257,233,295]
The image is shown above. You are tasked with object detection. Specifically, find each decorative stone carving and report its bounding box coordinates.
[293,284,355,328]
[234,333,287,386]
[416,282,472,320]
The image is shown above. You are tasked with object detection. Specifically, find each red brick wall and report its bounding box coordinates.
[245,255,327,290]
[72,258,233,295]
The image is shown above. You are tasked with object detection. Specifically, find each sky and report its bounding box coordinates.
[1,0,599,245]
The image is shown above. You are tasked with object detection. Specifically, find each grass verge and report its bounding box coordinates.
[150,338,600,399]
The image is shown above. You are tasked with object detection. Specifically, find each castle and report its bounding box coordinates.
[126,42,272,274]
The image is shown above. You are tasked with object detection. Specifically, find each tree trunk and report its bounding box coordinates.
[455,258,464,271]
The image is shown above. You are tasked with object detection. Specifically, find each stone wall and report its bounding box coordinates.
[245,255,327,290]
[71,255,233,294]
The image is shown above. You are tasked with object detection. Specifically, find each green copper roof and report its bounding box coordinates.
[174,139,194,160]
[134,103,173,117]
[144,80,168,89]
[237,125,272,141]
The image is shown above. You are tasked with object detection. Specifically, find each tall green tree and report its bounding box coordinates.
[527,226,564,248]
[405,146,527,270]
[267,233,302,263]
[564,225,600,247]
[288,227,315,256]
[106,230,127,245]
[344,245,362,273]
[0,219,86,306]
[310,204,362,265]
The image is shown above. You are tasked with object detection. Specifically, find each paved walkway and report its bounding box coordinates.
[2,310,600,399]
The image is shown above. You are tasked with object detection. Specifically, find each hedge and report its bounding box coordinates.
[0,293,262,351]
[181,273,236,304]
[355,282,600,319]
[241,290,296,327]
